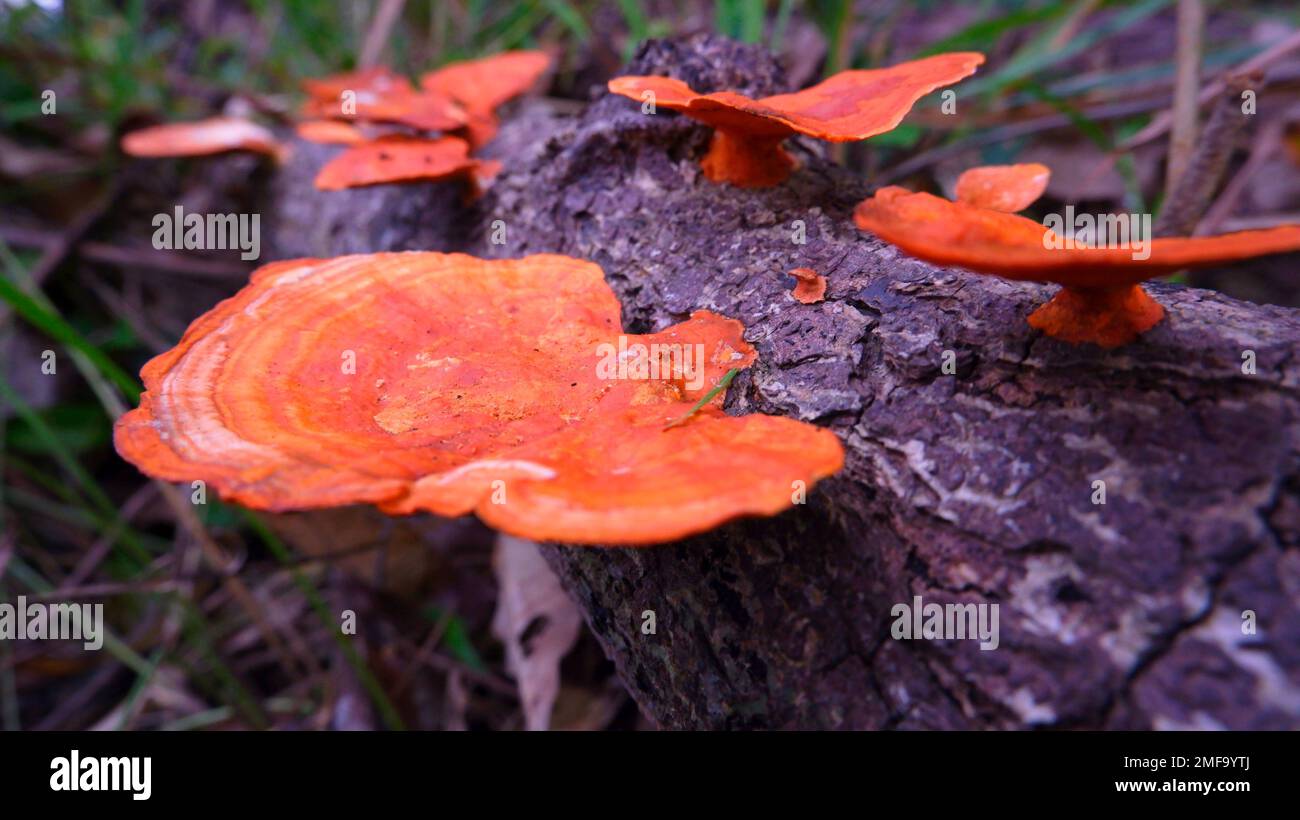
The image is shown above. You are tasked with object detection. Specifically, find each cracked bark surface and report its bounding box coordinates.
[266,36,1300,729]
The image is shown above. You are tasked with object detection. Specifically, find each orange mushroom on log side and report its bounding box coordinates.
[313,135,497,198]
[607,52,984,188]
[121,117,287,161]
[300,87,466,132]
[113,252,844,545]
[300,65,466,132]
[854,186,1300,347]
[420,50,550,149]
[295,119,368,146]
[788,268,827,304]
[954,163,1050,212]
[300,66,414,103]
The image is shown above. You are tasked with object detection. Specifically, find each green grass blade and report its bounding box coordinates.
[664,367,740,430]
[0,275,140,402]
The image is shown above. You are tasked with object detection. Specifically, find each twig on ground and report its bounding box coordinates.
[62,483,160,588]
[359,0,407,69]
[85,276,174,354]
[1165,0,1205,203]
[1197,118,1287,235]
[0,225,251,280]
[1154,72,1259,237]
[1124,29,1300,150]
[393,611,452,697]
[879,96,1164,185]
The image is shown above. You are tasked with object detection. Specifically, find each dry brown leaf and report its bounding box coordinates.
[491,535,581,731]
[265,507,454,599]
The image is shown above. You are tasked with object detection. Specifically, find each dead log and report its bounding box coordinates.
[266,36,1300,729]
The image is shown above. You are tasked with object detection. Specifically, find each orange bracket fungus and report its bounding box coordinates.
[114,253,843,545]
[854,186,1300,347]
[300,65,465,133]
[954,163,1050,213]
[121,117,286,161]
[294,119,368,146]
[301,87,466,132]
[607,52,983,187]
[420,51,551,149]
[300,66,414,103]
[787,268,827,304]
[313,135,497,197]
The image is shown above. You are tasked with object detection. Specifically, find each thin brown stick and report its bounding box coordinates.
[0,225,251,280]
[1154,72,1259,237]
[1048,0,1099,51]
[1124,29,1300,151]
[62,482,159,588]
[359,0,407,69]
[1165,0,1204,203]
[397,635,517,697]
[27,579,185,601]
[0,180,124,333]
[879,96,1165,185]
[1218,212,1300,232]
[157,482,323,681]
[392,612,451,696]
[31,663,121,731]
[85,276,173,354]
[1196,119,1286,235]
[0,531,14,580]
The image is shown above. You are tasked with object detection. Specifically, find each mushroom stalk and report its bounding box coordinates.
[700,129,796,187]
[1026,284,1165,348]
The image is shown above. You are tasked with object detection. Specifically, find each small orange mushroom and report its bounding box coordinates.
[313,135,492,196]
[301,88,466,132]
[299,66,465,132]
[114,253,843,545]
[295,119,367,146]
[121,117,285,160]
[301,66,414,104]
[420,51,551,150]
[854,186,1300,347]
[607,53,983,187]
[954,163,1050,212]
[788,268,827,304]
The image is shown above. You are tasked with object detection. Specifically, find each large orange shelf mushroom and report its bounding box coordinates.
[313,135,497,196]
[607,52,983,187]
[420,50,551,149]
[855,186,1300,347]
[114,253,843,545]
[121,117,286,160]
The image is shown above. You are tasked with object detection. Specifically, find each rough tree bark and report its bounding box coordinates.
[265,36,1300,729]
